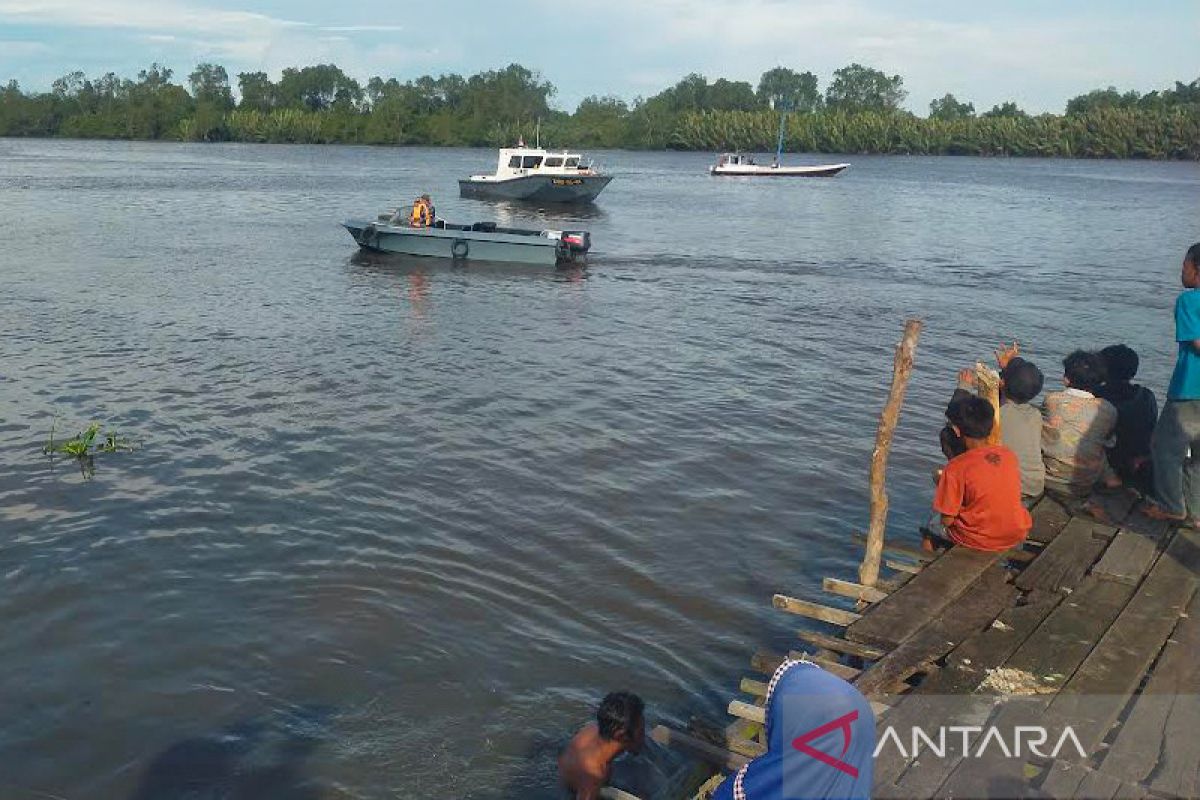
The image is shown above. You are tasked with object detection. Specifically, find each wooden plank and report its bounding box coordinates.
[853,533,934,562]
[1101,593,1200,792]
[845,547,1000,650]
[876,573,911,593]
[884,559,922,575]
[796,629,886,661]
[1028,495,1073,545]
[771,594,861,626]
[1073,768,1123,800]
[1091,530,1160,585]
[728,738,766,759]
[1080,489,1139,528]
[1041,528,1200,759]
[1116,505,1172,542]
[739,677,767,698]
[853,565,1016,697]
[922,589,1062,695]
[823,577,889,604]
[1003,575,1136,686]
[751,649,860,681]
[1015,516,1117,593]
[1039,759,1089,798]
[650,725,749,772]
[728,699,765,725]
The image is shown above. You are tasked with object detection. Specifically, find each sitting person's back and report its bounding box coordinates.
[941,349,1045,502]
[1042,350,1119,496]
[1097,344,1158,494]
[933,396,1032,552]
[998,355,1046,501]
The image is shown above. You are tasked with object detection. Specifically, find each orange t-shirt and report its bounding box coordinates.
[934,445,1032,551]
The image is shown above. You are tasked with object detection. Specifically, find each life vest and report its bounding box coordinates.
[410,199,431,227]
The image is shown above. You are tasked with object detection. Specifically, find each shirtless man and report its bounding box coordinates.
[558,691,645,800]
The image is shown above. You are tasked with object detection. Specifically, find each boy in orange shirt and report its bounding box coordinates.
[927,395,1032,552]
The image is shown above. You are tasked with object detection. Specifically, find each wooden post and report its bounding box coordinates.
[859,319,923,587]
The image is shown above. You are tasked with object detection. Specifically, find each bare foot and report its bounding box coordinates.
[1083,499,1112,525]
[1143,502,1187,522]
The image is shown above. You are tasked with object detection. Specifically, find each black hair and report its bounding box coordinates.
[597,691,644,741]
[1099,344,1139,383]
[1063,350,1107,394]
[1000,357,1044,404]
[954,396,995,440]
[1187,242,1200,266]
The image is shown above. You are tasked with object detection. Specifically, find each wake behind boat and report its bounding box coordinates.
[343,211,591,266]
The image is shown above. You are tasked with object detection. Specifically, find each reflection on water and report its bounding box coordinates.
[0,141,1194,799]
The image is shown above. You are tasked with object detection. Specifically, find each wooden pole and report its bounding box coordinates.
[859,319,923,587]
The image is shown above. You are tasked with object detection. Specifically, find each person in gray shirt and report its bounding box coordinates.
[941,345,1045,503]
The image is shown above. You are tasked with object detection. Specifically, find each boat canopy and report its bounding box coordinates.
[473,147,597,180]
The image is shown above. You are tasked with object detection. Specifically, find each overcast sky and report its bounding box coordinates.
[1,0,1196,114]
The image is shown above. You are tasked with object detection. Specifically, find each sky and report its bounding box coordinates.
[0,0,1196,114]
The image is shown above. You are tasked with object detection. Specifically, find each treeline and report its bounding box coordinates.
[2,62,1198,159]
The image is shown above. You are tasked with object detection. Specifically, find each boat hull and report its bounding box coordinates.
[710,163,849,177]
[459,174,612,203]
[343,219,584,266]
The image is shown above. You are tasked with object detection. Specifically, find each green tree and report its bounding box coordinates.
[982,101,1027,118]
[238,71,276,111]
[706,78,762,111]
[756,67,821,112]
[825,63,907,112]
[277,64,362,111]
[929,93,975,120]
[188,63,233,109]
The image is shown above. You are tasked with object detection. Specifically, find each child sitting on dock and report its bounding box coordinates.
[559,691,645,800]
[1041,350,1120,497]
[941,343,1046,503]
[929,396,1032,552]
[1097,344,1158,495]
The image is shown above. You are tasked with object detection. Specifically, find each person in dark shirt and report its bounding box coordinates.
[1098,344,1158,495]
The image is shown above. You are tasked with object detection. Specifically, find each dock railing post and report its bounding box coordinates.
[859,319,923,588]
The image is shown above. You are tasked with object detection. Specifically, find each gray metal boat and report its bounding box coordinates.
[459,145,612,203]
[343,215,591,266]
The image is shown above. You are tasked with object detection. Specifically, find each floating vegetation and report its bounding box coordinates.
[43,419,134,478]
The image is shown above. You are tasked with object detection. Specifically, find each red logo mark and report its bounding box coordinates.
[791,710,860,778]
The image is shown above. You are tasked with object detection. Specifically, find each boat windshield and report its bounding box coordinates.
[545,157,563,167]
[564,157,580,168]
[521,156,543,169]
[508,155,521,168]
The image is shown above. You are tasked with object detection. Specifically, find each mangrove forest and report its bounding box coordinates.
[2,62,1198,159]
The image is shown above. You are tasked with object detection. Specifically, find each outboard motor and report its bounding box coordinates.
[559,230,591,254]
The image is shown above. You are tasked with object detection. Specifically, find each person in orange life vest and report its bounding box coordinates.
[926,395,1032,553]
[409,194,434,227]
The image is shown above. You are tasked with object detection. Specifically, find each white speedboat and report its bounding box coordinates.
[710,153,849,177]
[460,144,612,203]
[709,110,849,177]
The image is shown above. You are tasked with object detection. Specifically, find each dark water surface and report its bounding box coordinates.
[0,140,1196,798]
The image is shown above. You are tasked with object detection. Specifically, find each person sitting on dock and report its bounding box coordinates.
[711,658,874,800]
[1097,344,1158,495]
[1041,350,1120,497]
[928,395,1032,552]
[559,691,646,800]
[940,344,1045,504]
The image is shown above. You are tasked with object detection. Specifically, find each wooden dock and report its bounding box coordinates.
[651,491,1200,799]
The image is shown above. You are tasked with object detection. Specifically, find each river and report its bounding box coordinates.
[0,140,1195,798]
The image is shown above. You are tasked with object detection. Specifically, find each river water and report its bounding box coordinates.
[0,140,1195,798]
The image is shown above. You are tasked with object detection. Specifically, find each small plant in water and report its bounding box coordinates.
[43,419,134,478]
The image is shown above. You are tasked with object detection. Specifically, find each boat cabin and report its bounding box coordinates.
[716,153,760,167]
[472,147,597,181]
